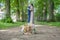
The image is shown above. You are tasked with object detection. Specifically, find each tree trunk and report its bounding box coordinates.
[5,0,10,17]
[48,0,55,22]
[43,2,47,21]
[16,0,20,21]
[21,3,25,22]
[5,0,13,23]
[22,7,25,22]
[0,0,1,8]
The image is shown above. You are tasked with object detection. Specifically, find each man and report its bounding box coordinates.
[28,5,31,23]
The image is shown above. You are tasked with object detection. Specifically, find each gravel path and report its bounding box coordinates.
[0,25,60,40]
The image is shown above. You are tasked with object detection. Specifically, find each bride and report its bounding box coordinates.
[29,3,34,25]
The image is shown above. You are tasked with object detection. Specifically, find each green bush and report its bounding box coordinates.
[55,13,60,21]
[1,17,13,23]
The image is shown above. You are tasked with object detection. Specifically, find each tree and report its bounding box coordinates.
[16,0,20,21]
[43,0,47,21]
[20,0,28,22]
[34,0,45,21]
[48,0,55,21]
[5,0,10,17]
[5,0,13,23]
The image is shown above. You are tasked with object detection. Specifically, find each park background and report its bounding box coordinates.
[0,0,60,29]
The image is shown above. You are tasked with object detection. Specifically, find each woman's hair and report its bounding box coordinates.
[31,3,34,7]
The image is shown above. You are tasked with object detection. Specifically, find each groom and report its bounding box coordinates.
[28,5,31,23]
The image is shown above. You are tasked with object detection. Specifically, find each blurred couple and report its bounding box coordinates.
[28,3,34,25]
[21,4,35,34]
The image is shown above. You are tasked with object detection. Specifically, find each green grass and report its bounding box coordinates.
[0,22,26,29]
[0,21,60,29]
[36,22,60,27]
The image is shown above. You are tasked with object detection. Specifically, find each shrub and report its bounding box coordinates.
[1,17,13,23]
[55,13,60,21]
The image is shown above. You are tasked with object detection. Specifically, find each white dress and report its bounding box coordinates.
[30,6,34,24]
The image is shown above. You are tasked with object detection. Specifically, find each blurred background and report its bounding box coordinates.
[0,0,60,29]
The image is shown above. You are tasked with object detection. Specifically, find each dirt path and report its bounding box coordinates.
[0,25,60,40]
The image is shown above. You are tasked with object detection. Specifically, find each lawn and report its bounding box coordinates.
[0,21,60,29]
[0,22,26,29]
[36,22,60,27]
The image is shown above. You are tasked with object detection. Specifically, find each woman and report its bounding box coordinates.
[30,4,34,24]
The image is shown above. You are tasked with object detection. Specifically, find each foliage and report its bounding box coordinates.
[1,0,60,22]
[55,13,60,21]
[1,17,13,23]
